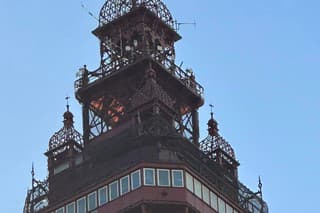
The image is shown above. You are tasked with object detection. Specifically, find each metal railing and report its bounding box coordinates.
[75,51,204,98]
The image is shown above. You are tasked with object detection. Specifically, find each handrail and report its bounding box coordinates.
[75,52,204,98]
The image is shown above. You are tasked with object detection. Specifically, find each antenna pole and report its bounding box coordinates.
[81,1,99,22]
[175,20,197,31]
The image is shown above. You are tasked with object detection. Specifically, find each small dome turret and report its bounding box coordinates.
[48,105,83,154]
[200,106,236,161]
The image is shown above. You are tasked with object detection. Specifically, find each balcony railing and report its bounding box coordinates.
[75,51,204,98]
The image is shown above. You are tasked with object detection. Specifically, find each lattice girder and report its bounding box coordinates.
[24,179,49,213]
[95,8,178,70]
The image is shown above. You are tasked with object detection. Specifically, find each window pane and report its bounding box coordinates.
[131,170,141,190]
[55,207,64,213]
[120,175,130,195]
[77,197,86,213]
[109,181,119,201]
[158,169,170,186]
[210,191,218,210]
[87,192,97,211]
[186,172,194,192]
[54,162,69,175]
[66,203,75,213]
[194,178,202,198]
[202,185,210,204]
[144,168,155,186]
[172,170,184,187]
[226,203,233,213]
[218,198,226,213]
[98,186,108,206]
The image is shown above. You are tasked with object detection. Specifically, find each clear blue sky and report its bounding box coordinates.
[1,0,319,212]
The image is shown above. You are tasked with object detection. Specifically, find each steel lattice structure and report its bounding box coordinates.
[238,182,269,213]
[23,178,49,213]
[200,134,236,160]
[75,0,204,144]
[48,111,83,155]
[99,0,175,28]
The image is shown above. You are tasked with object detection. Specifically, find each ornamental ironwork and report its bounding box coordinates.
[48,111,83,155]
[99,0,175,28]
[200,134,236,160]
[23,168,49,213]
[238,181,269,213]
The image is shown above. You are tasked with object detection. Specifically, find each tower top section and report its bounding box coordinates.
[99,0,175,28]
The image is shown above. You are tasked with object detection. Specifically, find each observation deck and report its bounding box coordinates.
[75,52,204,102]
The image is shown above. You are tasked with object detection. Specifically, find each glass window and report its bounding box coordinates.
[77,197,86,213]
[120,175,130,195]
[109,181,119,201]
[210,191,218,210]
[157,169,170,186]
[55,207,64,213]
[194,178,202,198]
[66,202,75,213]
[218,197,226,213]
[226,203,233,213]
[131,170,141,190]
[87,191,97,211]
[143,168,155,186]
[54,162,69,175]
[172,170,184,187]
[202,185,210,204]
[98,186,108,206]
[185,172,194,192]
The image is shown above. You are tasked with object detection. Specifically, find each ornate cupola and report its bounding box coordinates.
[45,104,83,186]
[200,107,240,179]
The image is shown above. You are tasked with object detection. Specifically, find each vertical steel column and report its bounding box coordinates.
[192,109,199,147]
[82,66,90,145]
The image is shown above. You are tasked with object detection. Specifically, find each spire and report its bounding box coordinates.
[258,176,263,199]
[207,104,219,137]
[63,96,74,128]
[31,163,35,180]
[31,163,35,188]
[65,96,70,112]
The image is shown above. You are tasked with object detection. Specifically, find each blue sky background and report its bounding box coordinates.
[0,0,319,212]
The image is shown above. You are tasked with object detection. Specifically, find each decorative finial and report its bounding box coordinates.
[209,104,214,119]
[208,104,219,137]
[65,96,70,112]
[63,97,74,128]
[31,163,35,180]
[31,163,35,188]
[258,176,263,198]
